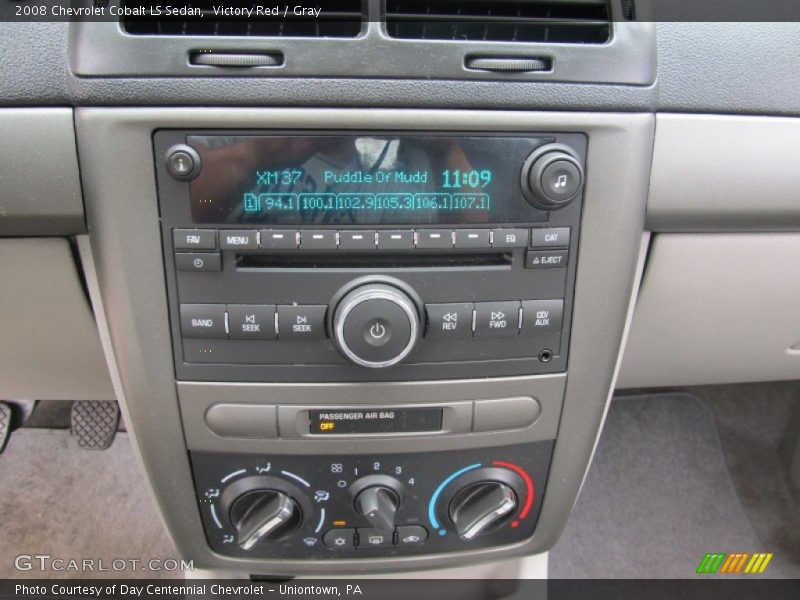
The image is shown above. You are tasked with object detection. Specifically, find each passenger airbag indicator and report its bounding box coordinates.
[308,408,443,435]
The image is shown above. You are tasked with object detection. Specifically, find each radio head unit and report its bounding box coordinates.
[155,130,586,383]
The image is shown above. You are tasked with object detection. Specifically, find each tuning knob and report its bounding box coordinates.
[521,144,584,210]
[229,489,302,550]
[350,474,405,533]
[448,482,517,541]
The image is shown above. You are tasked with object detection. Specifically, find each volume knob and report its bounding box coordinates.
[332,283,421,368]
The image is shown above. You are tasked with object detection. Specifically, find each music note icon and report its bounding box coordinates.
[554,174,568,189]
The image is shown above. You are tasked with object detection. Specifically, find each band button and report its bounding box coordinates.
[179,304,227,339]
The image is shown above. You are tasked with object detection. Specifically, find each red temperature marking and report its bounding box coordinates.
[492,460,535,520]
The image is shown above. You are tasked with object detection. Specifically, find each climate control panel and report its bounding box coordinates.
[191,441,552,558]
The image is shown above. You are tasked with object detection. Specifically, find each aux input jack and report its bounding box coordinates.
[538,349,553,363]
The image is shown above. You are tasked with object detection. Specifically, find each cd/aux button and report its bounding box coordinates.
[521,300,564,335]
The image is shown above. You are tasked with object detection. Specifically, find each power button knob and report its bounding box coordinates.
[333,283,421,368]
[521,144,584,210]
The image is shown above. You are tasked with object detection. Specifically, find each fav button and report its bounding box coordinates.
[277,305,327,340]
[323,528,356,550]
[425,303,474,339]
[227,305,277,340]
[474,301,521,337]
[173,229,217,250]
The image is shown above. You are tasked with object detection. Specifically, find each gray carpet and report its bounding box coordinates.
[550,392,799,578]
[0,430,178,579]
[689,382,800,568]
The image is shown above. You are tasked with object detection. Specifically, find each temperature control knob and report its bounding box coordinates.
[229,489,302,550]
[448,482,517,541]
[332,282,421,368]
[521,144,584,210]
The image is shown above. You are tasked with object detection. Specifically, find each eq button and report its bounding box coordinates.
[474,301,521,337]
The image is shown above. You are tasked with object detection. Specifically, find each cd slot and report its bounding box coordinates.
[236,252,512,270]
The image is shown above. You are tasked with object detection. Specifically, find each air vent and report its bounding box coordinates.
[385,0,612,44]
[121,1,365,37]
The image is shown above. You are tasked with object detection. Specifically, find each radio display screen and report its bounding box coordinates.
[186,134,551,225]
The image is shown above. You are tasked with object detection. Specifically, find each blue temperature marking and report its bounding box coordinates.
[428,463,482,531]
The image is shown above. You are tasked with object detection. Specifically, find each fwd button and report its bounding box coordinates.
[474,301,521,337]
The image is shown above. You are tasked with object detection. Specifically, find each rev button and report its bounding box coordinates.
[426,303,474,339]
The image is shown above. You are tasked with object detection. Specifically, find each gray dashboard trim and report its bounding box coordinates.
[70,20,656,85]
[0,108,85,235]
[647,114,800,232]
[76,108,653,574]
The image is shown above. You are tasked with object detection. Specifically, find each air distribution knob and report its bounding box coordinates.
[448,481,518,541]
[521,144,585,210]
[332,282,421,368]
[228,489,302,550]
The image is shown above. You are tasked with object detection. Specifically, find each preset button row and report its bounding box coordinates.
[173,227,571,252]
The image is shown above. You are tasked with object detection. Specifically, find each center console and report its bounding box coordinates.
[76,108,653,574]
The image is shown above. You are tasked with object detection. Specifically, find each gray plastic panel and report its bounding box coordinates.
[76,108,653,574]
[0,238,114,400]
[180,378,559,454]
[0,109,84,235]
[71,19,655,86]
[618,233,800,388]
[647,114,800,232]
